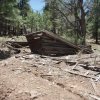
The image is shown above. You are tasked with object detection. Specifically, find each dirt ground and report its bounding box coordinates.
[0,43,100,100]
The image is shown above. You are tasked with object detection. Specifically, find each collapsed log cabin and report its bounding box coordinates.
[26,30,81,56]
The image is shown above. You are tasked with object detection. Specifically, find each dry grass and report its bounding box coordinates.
[91,43,100,54]
[0,36,27,43]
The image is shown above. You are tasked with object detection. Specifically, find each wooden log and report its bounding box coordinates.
[43,50,75,55]
[41,40,69,46]
[42,39,62,44]
[41,35,53,40]
[6,41,28,48]
[40,49,76,56]
[26,32,43,37]
[41,38,78,50]
[79,64,100,72]
[42,45,75,50]
[5,43,20,54]
[41,46,77,54]
[42,36,72,47]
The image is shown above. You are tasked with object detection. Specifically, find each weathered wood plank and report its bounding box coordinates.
[41,46,77,55]
[41,43,69,48]
[41,50,75,56]
[42,39,67,45]
[42,46,74,50]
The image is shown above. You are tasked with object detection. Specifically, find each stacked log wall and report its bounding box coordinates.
[40,34,77,56]
[26,31,80,56]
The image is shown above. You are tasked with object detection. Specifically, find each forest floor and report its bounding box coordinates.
[0,36,100,100]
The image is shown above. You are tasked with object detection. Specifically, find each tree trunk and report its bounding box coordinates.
[79,0,86,45]
[94,0,99,44]
[95,17,99,44]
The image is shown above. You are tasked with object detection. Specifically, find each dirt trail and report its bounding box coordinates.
[0,48,100,100]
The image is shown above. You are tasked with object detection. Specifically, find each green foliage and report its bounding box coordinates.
[25,10,53,32]
[0,0,99,45]
[87,0,100,43]
[0,0,31,35]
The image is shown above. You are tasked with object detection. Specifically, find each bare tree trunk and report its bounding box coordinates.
[79,0,86,45]
[94,0,99,44]
[94,16,99,44]
[51,9,57,34]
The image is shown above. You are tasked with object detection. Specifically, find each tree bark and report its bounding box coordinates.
[79,0,86,45]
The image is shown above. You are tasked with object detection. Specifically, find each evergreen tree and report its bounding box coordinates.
[92,0,100,44]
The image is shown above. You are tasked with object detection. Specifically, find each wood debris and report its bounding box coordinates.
[90,95,100,100]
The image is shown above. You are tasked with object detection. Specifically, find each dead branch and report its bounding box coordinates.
[79,63,100,72]
[71,62,79,70]
[5,43,20,54]
[64,69,95,79]
[90,94,100,100]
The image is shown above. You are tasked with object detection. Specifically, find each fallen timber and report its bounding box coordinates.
[26,30,92,56]
[6,41,28,48]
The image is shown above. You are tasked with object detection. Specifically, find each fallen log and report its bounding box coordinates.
[5,43,20,54]
[79,63,100,72]
[6,41,28,48]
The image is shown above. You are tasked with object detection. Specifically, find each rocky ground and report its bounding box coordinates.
[0,43,100,100]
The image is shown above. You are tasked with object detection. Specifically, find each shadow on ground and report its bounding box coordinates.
[0,50,11,61]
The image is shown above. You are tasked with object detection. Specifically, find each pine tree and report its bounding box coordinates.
[92,0,100,44]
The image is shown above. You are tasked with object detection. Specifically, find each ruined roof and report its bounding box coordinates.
[26,30,81,50]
